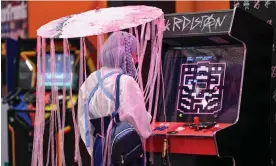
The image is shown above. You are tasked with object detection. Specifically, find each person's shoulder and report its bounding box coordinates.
[120,74,139,88]
[121,74,135,82]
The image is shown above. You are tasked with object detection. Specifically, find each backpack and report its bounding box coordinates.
[110,74,144,165]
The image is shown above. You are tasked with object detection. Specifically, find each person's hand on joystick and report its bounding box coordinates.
[193,116,200,131]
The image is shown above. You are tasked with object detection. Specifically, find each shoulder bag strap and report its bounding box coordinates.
[112,74,122,123]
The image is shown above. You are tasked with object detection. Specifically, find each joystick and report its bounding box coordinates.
[193,116,200,131]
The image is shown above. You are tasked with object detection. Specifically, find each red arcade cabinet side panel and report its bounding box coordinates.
[147,122,232,155]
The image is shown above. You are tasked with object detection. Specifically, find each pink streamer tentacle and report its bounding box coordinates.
[103,121,113,166]
[50,38,57,166]
[39,37,47,166]
[67,38,82,165]
[40,37,47,166]
[60,38,68,166]
[81,37,94,166]
[31,36,41,166]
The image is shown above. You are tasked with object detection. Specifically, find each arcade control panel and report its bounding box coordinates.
[2,88,78,111]
[148,120,231,155]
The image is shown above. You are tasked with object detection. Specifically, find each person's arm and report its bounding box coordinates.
[77,89,92,155]
[119,75,152,139]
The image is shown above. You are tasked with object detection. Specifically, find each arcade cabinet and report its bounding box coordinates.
[1,38,17,166]
[6,38,95,166]
[148,7,273,166]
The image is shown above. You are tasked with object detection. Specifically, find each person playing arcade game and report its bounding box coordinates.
[78,31,152,166]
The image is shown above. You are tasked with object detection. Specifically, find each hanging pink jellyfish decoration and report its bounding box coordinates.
[33,5,166,166]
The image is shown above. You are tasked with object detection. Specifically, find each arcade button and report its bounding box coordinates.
[66,95,78,109]
[160,123,170,127]
[58,95,64,101]
[167,126,185,134]
[44,93,51,105]
[27,104,36,110]
[9,117,14,123]
[175,126,185,132]
[154,126,169,131]
[45,104,58,111]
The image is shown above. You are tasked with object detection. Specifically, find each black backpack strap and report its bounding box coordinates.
[112,74,122,123]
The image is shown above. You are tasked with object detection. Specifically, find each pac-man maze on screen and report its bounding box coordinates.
[177,61,226,115]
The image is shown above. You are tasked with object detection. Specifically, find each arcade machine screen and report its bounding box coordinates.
[18,55,37,90]
[44,53,78,90]
[18,53,78,90]
[158,46,244,123]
